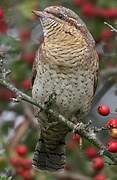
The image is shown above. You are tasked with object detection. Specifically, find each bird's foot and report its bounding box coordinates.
[73,122,83,133]
[73,120,93,134]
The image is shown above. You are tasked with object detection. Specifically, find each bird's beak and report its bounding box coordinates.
[32,10,43,17]
[32,10,51,19]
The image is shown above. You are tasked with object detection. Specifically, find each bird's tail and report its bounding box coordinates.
[32,138,65,171]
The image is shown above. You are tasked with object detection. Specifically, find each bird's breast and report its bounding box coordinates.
[32,61,94,118]
[42,33,96,70]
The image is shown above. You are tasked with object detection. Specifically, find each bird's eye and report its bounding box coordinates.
[58,13,64,20]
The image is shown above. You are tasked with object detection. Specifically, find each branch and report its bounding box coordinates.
[54,171,91,180]
[0,57,117,165]
[104,22,117,33]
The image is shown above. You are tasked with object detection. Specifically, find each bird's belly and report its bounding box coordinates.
[32,69,94,118]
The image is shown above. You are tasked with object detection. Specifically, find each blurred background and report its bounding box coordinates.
[0,0,117,179]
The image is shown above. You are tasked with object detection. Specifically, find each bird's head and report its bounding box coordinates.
[32,6,96,69]
[33,6,87,37]
[33,6,82,23]
[33,6,94,46]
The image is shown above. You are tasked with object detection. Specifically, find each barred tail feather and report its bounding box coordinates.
[32,138,65,171]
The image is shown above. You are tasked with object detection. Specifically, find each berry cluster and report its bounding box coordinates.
[85,147,106,179]
[98,105,117,153]
[66,104,117,180]
[73,0,117,19]
[10,145,33,180]
[67,135,106,179]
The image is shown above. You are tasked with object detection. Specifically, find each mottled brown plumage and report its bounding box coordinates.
[32,6,99,171]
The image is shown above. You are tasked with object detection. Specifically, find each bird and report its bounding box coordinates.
[32,6,99,172]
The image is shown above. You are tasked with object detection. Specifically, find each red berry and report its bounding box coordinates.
[98,105,110,116]
[22,79,32,90]
[21,159,32,169]
[16,166,24,175]
[20,31,31,42]
[16,145,28,157]
[0,8,4,18]
[72,134,80,143]
[101,30,113,42]
[22,53,35,65]
[85,147,97,159]
[21,169,31,179]
[94,174,106,180]
[82,3,96,17]
[93,157,104,170]
[107,141,117,153]
[106,119,117,129]
[10,157,21,167]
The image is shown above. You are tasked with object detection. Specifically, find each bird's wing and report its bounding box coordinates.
[31,44,42,86]
[32,45,46,86]
[31,24,44,86]
[32,57,37,86]
[93,52,99,96]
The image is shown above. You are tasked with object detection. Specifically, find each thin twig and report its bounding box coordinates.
[104,22,117,33]
[0,79,44,111]
[54,171,91,180]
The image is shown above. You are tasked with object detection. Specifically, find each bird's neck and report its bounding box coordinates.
[39,22,96,73]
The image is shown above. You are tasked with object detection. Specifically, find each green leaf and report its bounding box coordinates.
[10,60,30,82]
[18,0,38,19]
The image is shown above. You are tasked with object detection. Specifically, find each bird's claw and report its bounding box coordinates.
[73,120,93,133]
[73,122,83,133]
